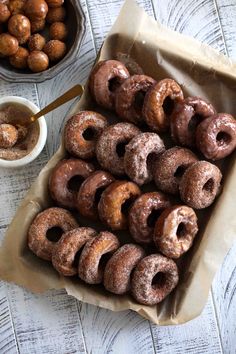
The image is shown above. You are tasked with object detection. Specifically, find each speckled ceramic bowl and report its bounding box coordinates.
[0,0,86,83]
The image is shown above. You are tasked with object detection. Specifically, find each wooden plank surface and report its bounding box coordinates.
[0,0,236,353]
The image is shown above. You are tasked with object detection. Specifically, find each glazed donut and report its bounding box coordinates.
[154,205,198,259]
[131,254,179,305]
[154,147,198,194]
[179,161,222,209]
[98,180,141,230]
[52,227,97,276]
[28,207,78,261]
[78,231,120,284]
[196,113,236,160]
[76,170,115,220]
[124,132,165,185]
[49,158,95,209]
[143,78,184,132]
[129,192,171,244]
[170,96,216,147]
[64,111,108,159]
[96,122,141,176]
[89,60,130,110]
[104,244,145,295]
[115,75,156,123]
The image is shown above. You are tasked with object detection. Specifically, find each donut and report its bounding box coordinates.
[89,60,130,110]
[28,207,78,261]
[129,192,171,244]
[143,78,184,132]
[76,170,115,220]
[98,180,141,230]
[0,123,18,148]
[131,254,179,305]
[78,231,120,284]
[170,96,216,147]
[49,158,95,209]
[64,111,108,159]
[52,227,97,276]
[154,147,198,194]
[154,205,198,259]
[196,113,236,160]
[115,75,156,123]
[124,132,165,185]
[104,244,145,295]
[179,161,222,209]
[96,122,141,176]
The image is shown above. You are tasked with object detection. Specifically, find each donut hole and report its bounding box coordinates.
[147,208,165,228]
[216,131,231,146]
[116,141,127,157]
[134,90,146,113]
[121,197,135,215]
[203,178,214,193]
[72,248,84,268]
[147,152,159,171]
[152,272,167,288]
[174,165,186,178]
[176,222,187,239]
[67,175,84,192]
[163,96,175,116]
[82,127,96,141]
[99,252,112,270]
[46,227,64,242]
[188,113,202,132]
[94,186,107,205]
[108,77,121,92]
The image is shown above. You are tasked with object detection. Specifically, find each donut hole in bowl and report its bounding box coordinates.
[176,222,187,239]
[116,141,128,157]
[152,272,167,288]
[82,127,97,141]
[188,113,202,133]
[134,90,146,114]
[174,165,186,179]
[216,131,231,146]
[147,208,165,228]
[46,227,64,242]
[163,96,175,116]
[67,175,85,192]
[108,77,121,92]
[203,178,215,193]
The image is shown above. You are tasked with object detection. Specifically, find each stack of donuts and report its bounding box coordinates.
[28,59,236,306]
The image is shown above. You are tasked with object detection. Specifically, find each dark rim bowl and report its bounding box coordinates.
[0,0,86,83]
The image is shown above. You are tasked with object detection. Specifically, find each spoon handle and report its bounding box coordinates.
[30,84,84,123]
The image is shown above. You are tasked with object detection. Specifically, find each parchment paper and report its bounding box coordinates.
[0,0,236,325]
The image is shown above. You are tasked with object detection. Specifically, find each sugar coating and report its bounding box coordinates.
[0,123,18,148]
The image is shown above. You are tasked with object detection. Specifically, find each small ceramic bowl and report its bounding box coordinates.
[0,0,86,83]
[0,96,47,168]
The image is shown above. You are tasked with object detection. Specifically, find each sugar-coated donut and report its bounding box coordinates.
[98,180,141,230]
[96,122,141,176]
[124,132,165,185]
[129,192,171,244]
[78,231,120,284]
[89,60,130,109]
[154,205,198,258]
[115,75,156,123]
[131,254,179,305]
[28,207,78,261]
[104,244,145,295]
[64,111,108,159]
[196,113,236,160]
[143,78,184,132]
[170,96,216,147]
[52,227,97,276]
[179,161,222,209]
[49,158,95,209]
[154,146,198,194]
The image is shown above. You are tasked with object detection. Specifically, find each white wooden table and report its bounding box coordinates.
[0,0,236,353]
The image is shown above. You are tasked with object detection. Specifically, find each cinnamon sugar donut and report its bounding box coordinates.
[78,231,120,284]
[49,158,95,209]
[143,78,184,132]
[52,227,97,276]
[124,132,165,185]
[129,192,171,244]
[196,113,236,160]
[104,244,145,295]
[64,111,108,159]
[179,161,222,209]
[154,205,198,259]
[28,207,78,261]
[154,147,198,194]
[96,123,141,176]
[98,180,141,230]
[89,60,130,109]
[115,75,156,123]
[76,170,115,220]
[170,96,216,147]
[131,254,179,305]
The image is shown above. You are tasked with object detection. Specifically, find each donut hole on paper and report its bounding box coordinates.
[82,127,96,141]
[152,272,167,288]
[46,227,64,242]
[216,131,231,146]
[147,208,165,228]
[176,222,187,239]
[203,178,214,193]
[67,175,85,192]
[163,96,175,116]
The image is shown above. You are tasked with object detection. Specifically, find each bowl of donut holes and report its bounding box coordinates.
[0,0,86,82]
